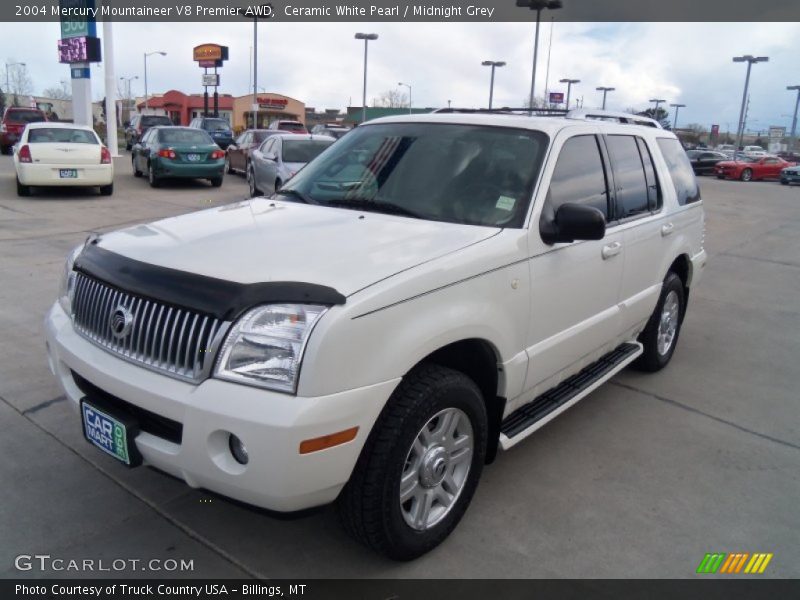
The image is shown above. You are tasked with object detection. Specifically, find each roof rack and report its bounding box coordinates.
[565,109,662,129]
[430,106,662,129]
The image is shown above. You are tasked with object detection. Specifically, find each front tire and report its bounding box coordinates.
[132,157,142,177]
[337,364,487,561]
[225,154,233,174]
[247,166,260,197]
[633,272,685,372]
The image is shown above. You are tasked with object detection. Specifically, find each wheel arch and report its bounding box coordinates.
[667,253,691,320]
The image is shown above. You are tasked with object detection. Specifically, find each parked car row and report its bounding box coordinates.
[714,155,797,182]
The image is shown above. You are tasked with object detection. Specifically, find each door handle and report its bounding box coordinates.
[602,242,622,259]
[661,223,675,237]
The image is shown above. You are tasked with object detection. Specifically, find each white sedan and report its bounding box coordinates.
[14,122,114,197]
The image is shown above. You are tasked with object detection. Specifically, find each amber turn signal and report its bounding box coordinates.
[299,427,359,454]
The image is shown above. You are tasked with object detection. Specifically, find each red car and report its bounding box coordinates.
[715,155,797,182]
[1,107,47,154]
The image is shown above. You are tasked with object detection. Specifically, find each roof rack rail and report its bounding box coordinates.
[431,107,568,116]
[565,109,662,128]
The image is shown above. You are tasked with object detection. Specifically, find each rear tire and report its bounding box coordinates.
[148,163,160,188]
[16,177,30,197]
[740,168,753,182]
[337,364,487,561]
[225,155,234,174]
[132,157,142,177]
[99,183,114,196]
[210,176,223,188]
[633,272,685,372]
[1,145,11,156]
[247,166,260,197]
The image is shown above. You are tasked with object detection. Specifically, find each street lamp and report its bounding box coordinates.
[481,61,506,110]
[398,81,412,114]
[355,33,378,124]
[670,103,686,130]
[4,61,26,104]
[596,86,615,110]
[143,51,166,112]
[120,75,138,122]
[787,85,800,152]
[559,78,580,110]
[733,55,768,151]
[649,98,666,117]
[517,0,562,111]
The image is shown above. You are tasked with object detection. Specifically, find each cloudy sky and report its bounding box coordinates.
[2,20,800,133]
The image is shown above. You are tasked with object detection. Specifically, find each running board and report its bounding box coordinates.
[499,342,643,450]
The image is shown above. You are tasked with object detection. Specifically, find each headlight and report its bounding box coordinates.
[58,245,83,315]
[214,304,327,393]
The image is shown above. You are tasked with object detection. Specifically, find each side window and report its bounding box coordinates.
[656,138,701,205]
[636,137,662,211]
[605,135,649,219]
[261,139,274,154]
[545,135,610,219]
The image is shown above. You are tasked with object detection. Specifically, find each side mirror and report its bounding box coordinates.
[543,203,606,244]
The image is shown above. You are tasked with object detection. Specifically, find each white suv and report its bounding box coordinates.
[45,109,706,560]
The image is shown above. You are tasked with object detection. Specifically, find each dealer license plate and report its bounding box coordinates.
[59,169,77,178]
[81,400,135,465]
[186,154,200,162]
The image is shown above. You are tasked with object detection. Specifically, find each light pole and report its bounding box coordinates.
[787,85,800,152]
[120,75,138,122]
[398,81,412,114]
[355,33,378,124]
[517,0,562,111]
[670,103,686,130]
[596,86,615,109]
[649,98,666,119]
[4,61,25,105]
[447,99,452,109]
[733,55,768,151]
[559,78,580,110]
[143,51,166,112]
[481,61,506,109]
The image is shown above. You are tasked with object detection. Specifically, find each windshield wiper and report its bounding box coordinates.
[326,198,422,219]
[274,188,318,205]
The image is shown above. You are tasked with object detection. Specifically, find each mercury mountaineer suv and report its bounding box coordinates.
[45,108,706,560]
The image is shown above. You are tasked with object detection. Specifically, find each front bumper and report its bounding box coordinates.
[44,302,398,511]
[781,171,800,184]
[153,158,225,180]
[17,163,114,186]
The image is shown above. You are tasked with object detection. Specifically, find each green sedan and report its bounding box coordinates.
[132,126,226,187]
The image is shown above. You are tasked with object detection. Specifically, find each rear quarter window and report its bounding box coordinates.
[656,138,701,205]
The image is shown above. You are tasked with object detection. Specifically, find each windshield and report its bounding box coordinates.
[253,131,272,143]
[159,129,213,144]
[281,122,549,228]
[28,128,97,144]
[202,119,231,132]
[6,110,45,124]
[282,139,335,163]
[279,121,306,131]
[141,116,172,127]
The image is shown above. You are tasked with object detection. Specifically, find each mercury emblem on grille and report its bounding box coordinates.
[109,305,133,339]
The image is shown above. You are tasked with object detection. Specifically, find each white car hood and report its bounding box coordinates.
[95,198,500,297]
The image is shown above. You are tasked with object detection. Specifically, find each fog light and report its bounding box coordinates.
[229,434,249,465]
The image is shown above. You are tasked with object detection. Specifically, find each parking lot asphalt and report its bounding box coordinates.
[0,154,798,579]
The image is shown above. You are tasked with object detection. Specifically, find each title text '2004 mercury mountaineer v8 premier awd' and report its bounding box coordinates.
[45,108,706,560]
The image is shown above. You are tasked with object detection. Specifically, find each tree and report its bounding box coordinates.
[676,123,708,146]
[636,106,671,129]
[0,87,5,115]
[2,60,33,105]
[42,80,71,101]
[373,89,409,108]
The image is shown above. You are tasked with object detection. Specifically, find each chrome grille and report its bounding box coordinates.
[71,272,227,382]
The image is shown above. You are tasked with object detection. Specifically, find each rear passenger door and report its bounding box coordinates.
[524,130,625,399]
[607,134,669,337]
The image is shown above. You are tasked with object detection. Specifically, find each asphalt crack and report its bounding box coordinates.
[611,381,800,452]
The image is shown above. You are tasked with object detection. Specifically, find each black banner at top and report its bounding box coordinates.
[5,0,800,22]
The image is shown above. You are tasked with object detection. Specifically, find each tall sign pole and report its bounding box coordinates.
[102,18,118,156]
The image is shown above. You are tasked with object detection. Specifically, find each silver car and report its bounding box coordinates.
[248,133,335,196]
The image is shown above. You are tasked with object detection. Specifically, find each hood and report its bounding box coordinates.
[94,198,500,297]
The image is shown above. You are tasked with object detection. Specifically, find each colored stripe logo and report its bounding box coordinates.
[697,553,773,574]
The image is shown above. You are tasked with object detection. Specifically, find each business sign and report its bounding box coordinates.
[711,124,720,136]
[768,126,786,140]
[549,92,565,104]
[202,74,220,87]
[257,96,289,109]
[193,44,229,67]
[59,0,96,38]
[58,36,102,64]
